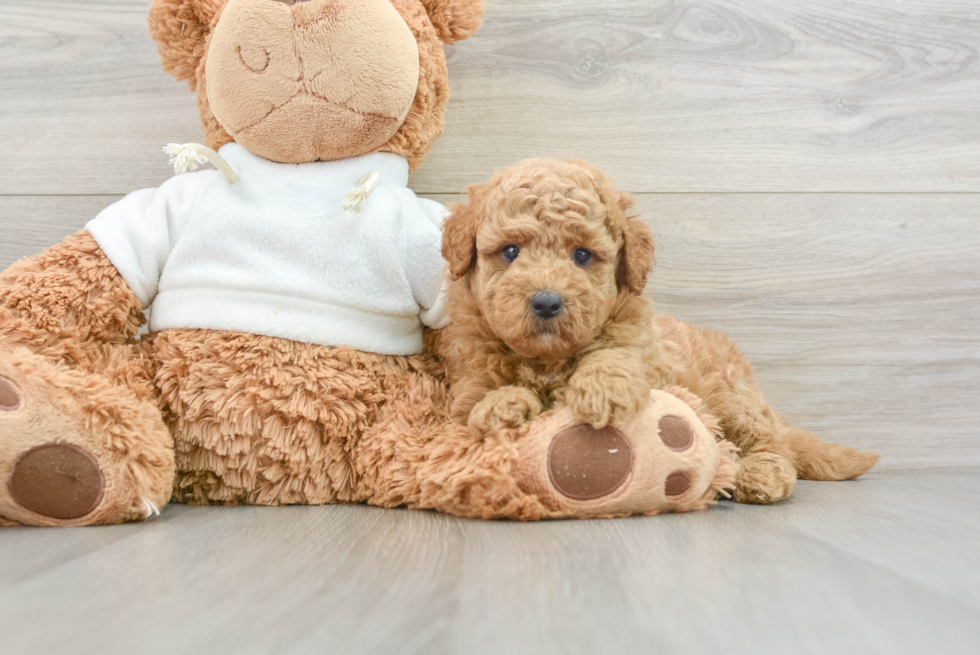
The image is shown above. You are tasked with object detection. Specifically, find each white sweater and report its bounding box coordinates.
[87,144,449,355]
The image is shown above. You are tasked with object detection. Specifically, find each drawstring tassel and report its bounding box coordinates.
[164,144,380,208]
[141,497,161,519]
[164,143,239,184]
[342,171,381,213]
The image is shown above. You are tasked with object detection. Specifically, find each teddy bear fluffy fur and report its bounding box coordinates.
[0,0,488,526]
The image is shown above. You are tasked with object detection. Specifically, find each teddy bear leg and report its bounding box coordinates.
[0,347,175,526]
[359,406,553,520]
[357,385,736,521]
[504,387,737,519]
[155,328,429,507]
[348,359,553,519]
[0,232,174,526]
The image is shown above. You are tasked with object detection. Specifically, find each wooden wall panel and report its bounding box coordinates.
[1,0,978,194]
[3,193,976,468]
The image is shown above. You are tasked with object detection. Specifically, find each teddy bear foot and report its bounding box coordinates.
[0,350,174,526]
[512,387,738,519]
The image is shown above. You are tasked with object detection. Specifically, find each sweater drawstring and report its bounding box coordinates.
[342,171,381,213]
[164,144,380,209]
[164,143,240,184]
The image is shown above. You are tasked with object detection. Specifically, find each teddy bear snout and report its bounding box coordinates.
[205,0,420,163]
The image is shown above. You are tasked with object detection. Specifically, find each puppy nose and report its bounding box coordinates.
[531,291,563,320]
[271,0,312,4]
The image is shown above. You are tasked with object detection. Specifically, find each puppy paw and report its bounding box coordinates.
[733,451,797,504]
[566,371,649,429]
[468,386,543,437]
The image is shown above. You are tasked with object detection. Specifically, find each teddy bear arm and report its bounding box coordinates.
[0,231,144,360]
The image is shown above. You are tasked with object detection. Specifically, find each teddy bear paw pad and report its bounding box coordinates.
[664,470,693,496]
[658,415,694,451]
[547,425,634,500]
[8,443,105,520]
[0,378,20,412]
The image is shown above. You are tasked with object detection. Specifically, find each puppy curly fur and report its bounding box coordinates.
[439,159,879,504]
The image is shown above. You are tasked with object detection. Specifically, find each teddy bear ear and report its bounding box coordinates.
[148,0,226,87]
[419,0,485,44]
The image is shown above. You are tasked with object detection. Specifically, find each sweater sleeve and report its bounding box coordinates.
[84,172,211,308]
[404,197,451,329]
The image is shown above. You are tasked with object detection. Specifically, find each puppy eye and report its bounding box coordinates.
[502,244,520,263]
[573,248,593,266]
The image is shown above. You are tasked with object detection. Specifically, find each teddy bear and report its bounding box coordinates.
[0,0,738,527]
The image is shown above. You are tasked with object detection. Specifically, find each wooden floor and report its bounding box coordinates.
[1,0,979,652]
[0,469,978,654]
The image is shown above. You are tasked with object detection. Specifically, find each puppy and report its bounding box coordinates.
[438,158,879,504]
[439,158,664,438]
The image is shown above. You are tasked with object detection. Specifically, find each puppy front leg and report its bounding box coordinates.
[566,349,651,429]
[467,386,543,438]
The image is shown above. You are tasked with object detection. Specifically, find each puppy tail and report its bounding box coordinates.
[782,420,879,481]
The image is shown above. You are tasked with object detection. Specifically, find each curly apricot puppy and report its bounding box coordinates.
[439,158,879,504]
[441,158,665,434]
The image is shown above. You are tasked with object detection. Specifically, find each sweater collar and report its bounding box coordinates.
[217,143,409,191]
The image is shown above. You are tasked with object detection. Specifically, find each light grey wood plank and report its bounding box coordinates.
[0,470,979,655]
[0,196,118,268]
[1,0,979,195]
[0,1,194,195]
[0,521,146,588]
[771,468,980,612]
[2,193,977,468]
[644,193,980,469]
[438,473,980,655]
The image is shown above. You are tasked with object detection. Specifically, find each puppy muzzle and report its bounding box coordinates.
[530,290,563,320]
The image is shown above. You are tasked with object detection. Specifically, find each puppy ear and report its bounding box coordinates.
[442,188,484,280]
[149,0,227,88]
[570,159,656,295]
[616,194,656,294]
[419,0,485,44]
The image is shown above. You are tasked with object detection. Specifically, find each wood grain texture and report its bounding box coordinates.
[0,196,119,267]
[2,193,977,469]
[1,0,979,194]
[2,4,978,651]
[0,469,978,655]
[644,193,980,470]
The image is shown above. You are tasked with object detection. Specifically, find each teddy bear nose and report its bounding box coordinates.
[271,0,312,5]
[531,291,563,320]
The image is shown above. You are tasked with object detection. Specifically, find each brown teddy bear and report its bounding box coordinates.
[0,0,741,526]
[0,0,487,526]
